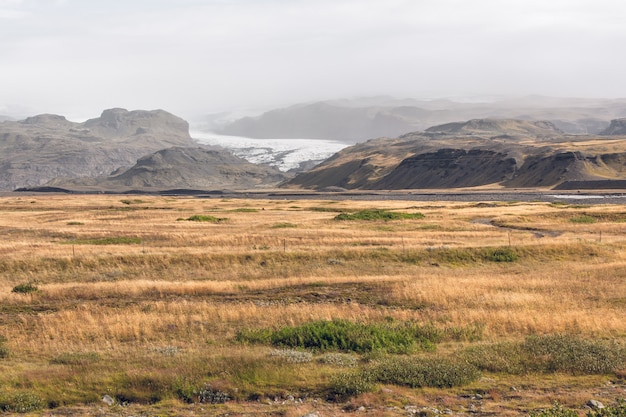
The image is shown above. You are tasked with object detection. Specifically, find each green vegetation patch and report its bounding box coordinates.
[229,208,259,213]
[529,402,579,417]
[0,335,9,358]
[236,319,441,354]
[66,237,142,245]
[368,356,479,388]
[271,222,297,228]
[50,352,101,366]
[11,282,38,294]
[0,392,44,413]
[178,215,227,223]
[570,214,597,223]
[463,334,625,375]
[330,356,479,399]
[309,206,349,213]
[334,209,424,221]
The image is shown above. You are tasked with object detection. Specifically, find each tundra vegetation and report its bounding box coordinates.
[0,195,625,416]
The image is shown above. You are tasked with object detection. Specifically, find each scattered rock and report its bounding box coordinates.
[301,412,320,417]
[587,400,605,409]
[101,395,115,406]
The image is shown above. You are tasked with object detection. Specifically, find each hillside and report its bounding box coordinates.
[47,146,288,191]
[0,108,195,190]
[284,118,626,190]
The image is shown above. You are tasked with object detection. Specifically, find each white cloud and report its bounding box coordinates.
[0,0,625,119]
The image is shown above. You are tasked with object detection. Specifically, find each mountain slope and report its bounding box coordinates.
[47,146,288,191]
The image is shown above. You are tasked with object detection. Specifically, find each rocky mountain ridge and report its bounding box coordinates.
[285,118,626,190]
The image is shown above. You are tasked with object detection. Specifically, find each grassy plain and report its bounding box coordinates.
[0,194,625,416]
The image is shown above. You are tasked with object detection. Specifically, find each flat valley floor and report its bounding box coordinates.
[0,194,625,416]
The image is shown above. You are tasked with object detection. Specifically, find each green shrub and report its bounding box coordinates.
[483,247,518,262]
[120,199,144,205]
[522,334,624,375]
[570,215,597,224]
[11,282,38,294]
[272,222,297,228]
[0,392,44,413]
[0,335,9,358]
[329,370,374,399]
[179,215,226,223]
[334,209,424,221]
[368,356,479,388]
[237,320,439,354]
[464,334,625,375]
[528,402,578,417]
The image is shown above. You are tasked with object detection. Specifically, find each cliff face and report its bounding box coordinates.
[373,149,517,189]
[600,119,626,135]
[0,108,195,190]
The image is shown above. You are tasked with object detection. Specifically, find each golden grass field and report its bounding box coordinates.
[0,194,625,416]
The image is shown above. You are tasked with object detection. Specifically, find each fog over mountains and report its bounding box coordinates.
[212,96,626,142]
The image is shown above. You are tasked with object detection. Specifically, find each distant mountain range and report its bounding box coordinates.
[213,96,626,141]
[4,100,626,193]
[0,108,286,191]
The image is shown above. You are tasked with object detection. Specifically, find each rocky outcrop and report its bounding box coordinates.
[599,118,626,135]
[0,108,195,190]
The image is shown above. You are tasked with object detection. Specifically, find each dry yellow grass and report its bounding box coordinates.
[1,194,625,414]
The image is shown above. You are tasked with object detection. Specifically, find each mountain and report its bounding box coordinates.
[217,102,425,142]
[284,118,626,190]
[600,119,626,135]
[212,96,626,141]
[46,146,287,191]
[0,108,195,190]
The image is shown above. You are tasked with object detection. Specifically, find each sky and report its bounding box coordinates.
[1,0,626,121]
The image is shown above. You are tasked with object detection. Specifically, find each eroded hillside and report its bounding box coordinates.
[285,119,626,190]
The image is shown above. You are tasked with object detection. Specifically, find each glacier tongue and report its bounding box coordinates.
[191,132,348,172]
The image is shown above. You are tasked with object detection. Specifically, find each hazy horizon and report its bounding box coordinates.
[2,0,626,121]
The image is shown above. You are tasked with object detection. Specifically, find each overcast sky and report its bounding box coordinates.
[1,0,625,120]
